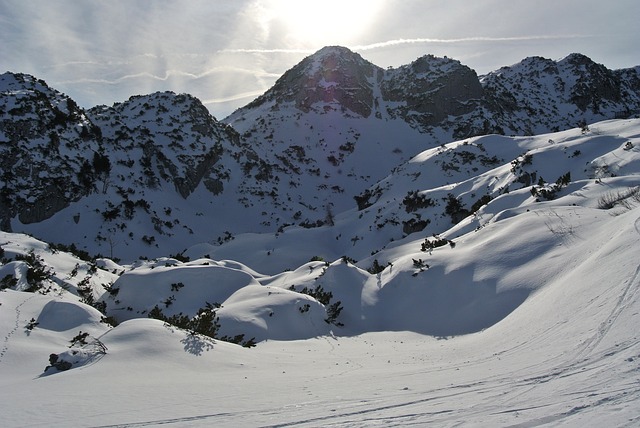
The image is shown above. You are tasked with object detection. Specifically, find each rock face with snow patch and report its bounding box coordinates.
[0,73,269,259]
[244,46,379,117]
[86,91,242,199]
[231,47,640,138]
[381,54,484,129]
[0,73,102,228]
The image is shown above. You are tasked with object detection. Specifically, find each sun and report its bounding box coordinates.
[265,0,383,47]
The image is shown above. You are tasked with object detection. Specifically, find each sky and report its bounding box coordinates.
[1,0,639,120]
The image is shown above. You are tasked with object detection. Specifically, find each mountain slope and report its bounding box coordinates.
[2,119,637,339]
[0,72,103,229]
[0,120,639,425]
[0,73,275,260]
[481,53,640,135]
[200,119,640,274]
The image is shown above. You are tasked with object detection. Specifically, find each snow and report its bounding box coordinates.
[103,261,261,322]
[0,119,639,426]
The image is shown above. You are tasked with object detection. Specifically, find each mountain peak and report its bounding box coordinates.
[560,52,595,66]
[1,71,46,91]
[313,45,358,58]
[297,45,375,82]
[406,53,464,73]
[234,45,380,117]
[311,45,375,72]
[381,53,484,130]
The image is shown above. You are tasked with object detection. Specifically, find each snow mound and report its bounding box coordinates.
[103,261,261,322]
[217,284,329,341]
[36,300,104,332]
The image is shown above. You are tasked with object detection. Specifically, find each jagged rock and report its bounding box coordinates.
[0,72,98,229]
[382,55,484,128]
[480,54,640,134]
[45,353,72,372]
[564,53,623,111]
[243,46,379,117]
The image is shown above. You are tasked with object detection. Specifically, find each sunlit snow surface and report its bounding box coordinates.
[1,120,639,426]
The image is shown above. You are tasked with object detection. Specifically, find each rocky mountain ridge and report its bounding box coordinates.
[1,46,639,261]
[228,47,640,136]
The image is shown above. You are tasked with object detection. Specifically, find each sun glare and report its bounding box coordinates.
[266,0,383,47]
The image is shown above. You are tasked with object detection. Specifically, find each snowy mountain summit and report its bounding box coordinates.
[228,46,487,130]
[240,46,379,117]
[230,46,640,136]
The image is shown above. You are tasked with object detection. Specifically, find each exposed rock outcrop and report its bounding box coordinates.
[382,55,484,128]
[243,46,379,117]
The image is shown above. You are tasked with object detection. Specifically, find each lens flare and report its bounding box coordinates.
[262,0,383,47]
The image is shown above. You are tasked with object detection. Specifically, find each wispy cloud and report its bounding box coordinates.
[351,35,592,51]
[202,90,266,105]
[218,48,316,54]
[56,67,281,86]
[218,35,592,57]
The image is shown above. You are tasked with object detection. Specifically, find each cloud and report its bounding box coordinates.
[218,48,316,54]
[202,90,267,105]
[351,35,593,51]
[218,34,593,57]
[55,67,281,86]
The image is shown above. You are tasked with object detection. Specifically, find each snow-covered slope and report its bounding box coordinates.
[200,119,639,273]
[0,119,639,426]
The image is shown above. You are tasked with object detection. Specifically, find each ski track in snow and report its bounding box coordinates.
[90,412,236,428]
[320,335,365,378]
[576,214,640,359]
[492,214,640,420]
[0,293,34,363]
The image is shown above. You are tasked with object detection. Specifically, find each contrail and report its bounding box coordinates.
[218,48,315,54]
[351,35,591,50]
[220,34,591,55]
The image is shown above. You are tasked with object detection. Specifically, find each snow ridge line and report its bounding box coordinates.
[0,293,34,363]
